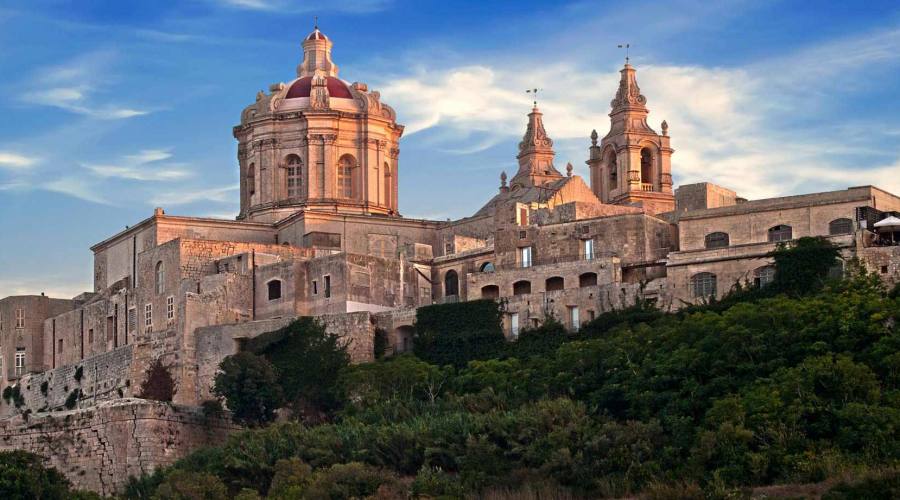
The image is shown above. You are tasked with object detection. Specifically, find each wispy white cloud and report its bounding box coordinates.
[0,151,39,170]
[83,148,191,181]
[20,51,150,119]
[43,176,111,205]
[151,185,239,206]
[377,24,900,202]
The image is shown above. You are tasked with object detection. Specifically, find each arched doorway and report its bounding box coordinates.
[444,270,459,298]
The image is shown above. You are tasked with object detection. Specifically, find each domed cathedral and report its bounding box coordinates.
[234,26,403,223]
[587,63,675,215]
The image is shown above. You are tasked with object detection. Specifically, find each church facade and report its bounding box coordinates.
[4,27,900,417]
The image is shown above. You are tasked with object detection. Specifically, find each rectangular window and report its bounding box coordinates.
[570,306,580,330]
[520,247,532,268]
[519,207,528,227]
[166,296,175,321]
[584,239,594,260]
[0,311,3,331]
[128,308,136,333]
[14,348,25,377]
[324,275,331,298]
[15,308,24,329]
[88,328,93,344]
[588,310,596,321]
[144,304,152,333]
[312,280,318,295]
[58,339,64,353]
[510,313,520,338]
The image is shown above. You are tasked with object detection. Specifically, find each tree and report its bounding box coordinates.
[214,352,284,427]
[0,450,73,499]
[245,318,350,417]
[138,358,177,402]
[769,236,841,295]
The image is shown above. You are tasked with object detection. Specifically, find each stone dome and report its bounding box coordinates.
[285,76,353,99]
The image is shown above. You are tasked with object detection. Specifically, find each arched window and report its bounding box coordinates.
[267,280,282,301]
[754,266,775,287]
[247,163,256,196]
[545,276,564,291]
[479,262,495,273]
[155,261,164,295]
[337,154,355,199]
[640,148,653,185]
[481,285,499,300]
[513,280,531,296]
[768,225,793,242]
[444,270,459,297]
[383,162,392,209]
[690,272,717,298]
[606,149,618,189]
[579,272,597,287]
[829,218,852,235]
[286,154,302,198]
[705,232,730,249]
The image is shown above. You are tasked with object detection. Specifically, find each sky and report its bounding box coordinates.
[0,0,899,298]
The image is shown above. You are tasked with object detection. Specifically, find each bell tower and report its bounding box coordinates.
[587,63,674,214]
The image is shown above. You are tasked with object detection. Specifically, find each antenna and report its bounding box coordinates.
[617,43,630,64]
[526,88,542,107]
[314,16,319,29]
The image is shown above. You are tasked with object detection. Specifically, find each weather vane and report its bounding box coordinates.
[618,43,630,64]
[526,88,542,107]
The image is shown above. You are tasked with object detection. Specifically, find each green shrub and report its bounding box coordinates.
[65,389,80,409]
[2,384,24,408]
[823,469,900,499]
[413,299,506,367]
[411,466,465,498]
[151,470,227,499]
[304,462,402,499]
[214,352,283,427]
[138,358,177,403]
[267,457,312,498]
[74,366,83,382]
[41,380,49,395]
[0,450,73,499]
[373,327,388,360]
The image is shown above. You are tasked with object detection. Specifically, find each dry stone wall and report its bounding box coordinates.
[0,399,236,495]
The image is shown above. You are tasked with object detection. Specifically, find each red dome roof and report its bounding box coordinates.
[285,76,353,99]
[306,28,328,41]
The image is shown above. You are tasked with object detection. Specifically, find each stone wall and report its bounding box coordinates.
[3,345,135,417]
[0,399,236,495]
[858,246,900,286]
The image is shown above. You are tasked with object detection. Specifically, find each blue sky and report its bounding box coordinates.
[1,0,899,298]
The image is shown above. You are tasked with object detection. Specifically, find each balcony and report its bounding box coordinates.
[641,183,654,192]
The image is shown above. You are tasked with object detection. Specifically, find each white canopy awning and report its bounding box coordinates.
[874,216,900,230]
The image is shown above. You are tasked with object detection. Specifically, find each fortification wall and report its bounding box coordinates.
[2,345,135,417]
[0,399,236,495]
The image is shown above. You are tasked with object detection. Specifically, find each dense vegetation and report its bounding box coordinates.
[81,239,900,497]
[0,450,99,499]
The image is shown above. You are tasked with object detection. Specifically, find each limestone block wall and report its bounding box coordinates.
[0,399,236,495]
[858,246,900,286]
[3,345,135,417]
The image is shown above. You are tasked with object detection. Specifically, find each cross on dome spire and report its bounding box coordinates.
[297,24,338,78]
